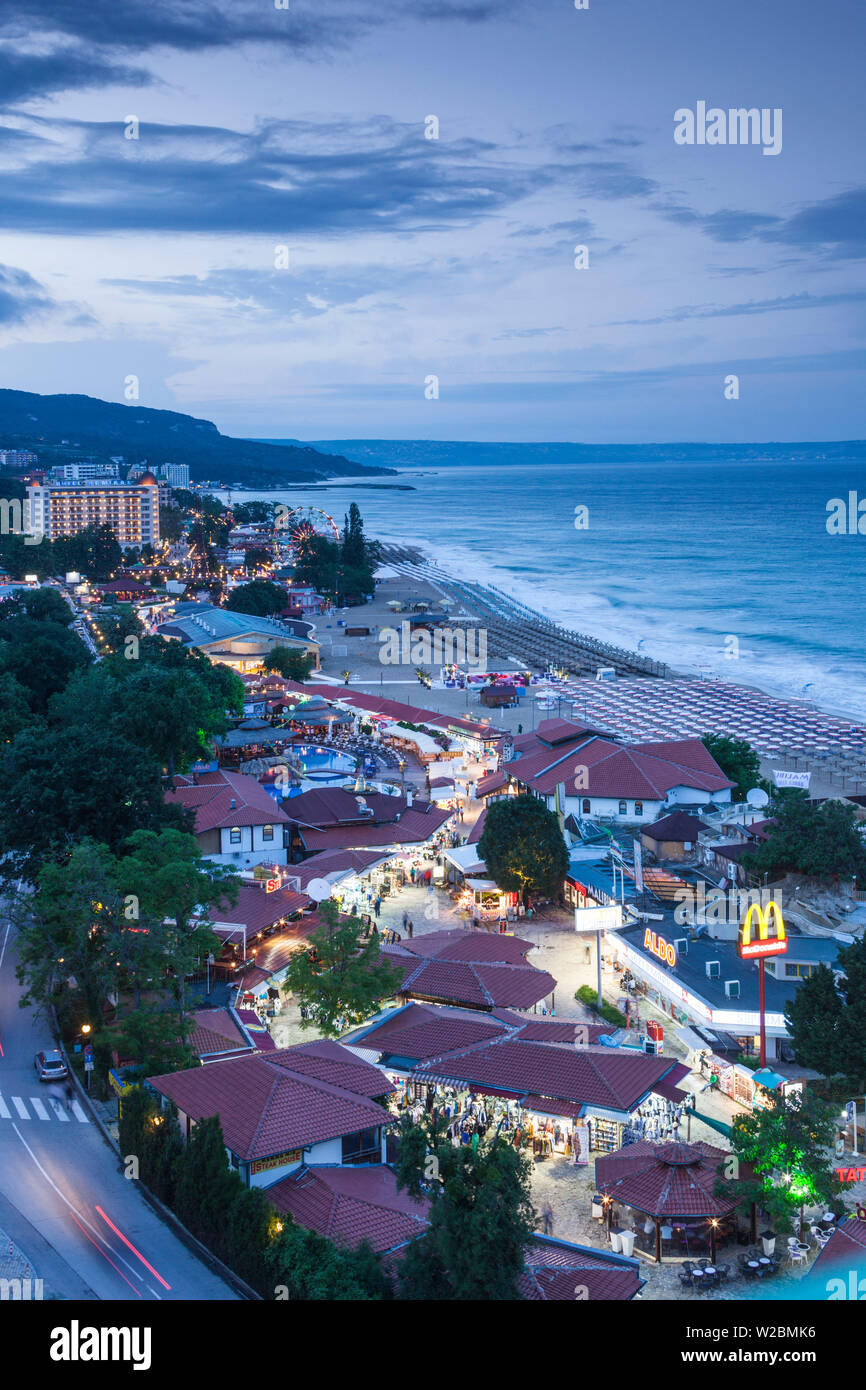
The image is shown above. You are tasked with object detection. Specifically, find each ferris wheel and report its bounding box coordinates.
[274,504,340,560]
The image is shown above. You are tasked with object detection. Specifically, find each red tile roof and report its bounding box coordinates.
[278,684,503,740]
[208,882,310,944]
[811,1218,866,1277]
[292,849,391,888]
[148,1040,394,1159]
[520,1237,643,1301]
[298,806,452,852]
[415,1039,675,1112]
[381,930,555,1010]
[642,811,709,841]
[186,1008,256,1060]
[512,736,733,800]
[167,769,290,833]
[354,1002,508,1060]
[467,808,487,844]
[267,1164,429,1253]
[475,770,507,797]
[594,1140,736,1218]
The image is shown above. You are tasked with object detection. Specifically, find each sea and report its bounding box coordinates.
[228,440,866,724]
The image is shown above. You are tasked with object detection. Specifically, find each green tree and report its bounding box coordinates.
[173,1115,239,1245]
[263,645,315,682]
[158,506,183,542]
[16,840,128,1024]
[722,1090,850,1238]
[115,1005,200,1080]
[281,898,404,1037]
[225,579,286,616]
[743,790,866,881]
[701,733,765,802]
[835,935,866,1085]
[265,1220,388,1300]
[784,964,845,1081]
[395,1114,535,1300]
[478,795,569,904]
[0,613,89,713]
[0,725,187,883]
[120,829,236,1040]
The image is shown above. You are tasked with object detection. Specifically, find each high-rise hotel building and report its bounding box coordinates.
[27,471,160,548]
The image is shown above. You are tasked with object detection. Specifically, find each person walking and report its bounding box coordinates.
[402,910,408,931]
[407,919,414,939]
[374,897,381,918]
[540,1202,554,1236]
[65,1081,74,1110]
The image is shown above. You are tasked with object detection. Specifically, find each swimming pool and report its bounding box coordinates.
[293,745,361,782]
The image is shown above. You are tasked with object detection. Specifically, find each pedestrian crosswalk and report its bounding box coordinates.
[0,1092,88,1124]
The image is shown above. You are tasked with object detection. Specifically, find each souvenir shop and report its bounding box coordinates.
[698,1053,803,1112]
[584,1082,693,1155]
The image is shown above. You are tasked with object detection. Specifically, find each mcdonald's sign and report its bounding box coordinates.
[737,901,787,960]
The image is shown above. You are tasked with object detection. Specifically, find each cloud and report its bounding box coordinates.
[0,1,518,106]
[0,116,574,236]
[608,289,866,326]
[656,188,866,260]
[0,262,93,327]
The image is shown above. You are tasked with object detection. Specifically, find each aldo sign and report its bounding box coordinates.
[644,929,676,968]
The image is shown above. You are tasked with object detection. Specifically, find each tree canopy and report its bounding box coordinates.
[743,790,866,881]
[701,733,765,802]
[722,1090,850,1237]
[477,795,569,902]
[281,898,404,1036]
[395,1113,536,1300]
[263,645,315,682]
[786,934,866,1087]
[225,579,287,616]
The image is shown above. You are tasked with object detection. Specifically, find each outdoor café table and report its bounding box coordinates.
[747,1261,760,1271]
[704,1267,716,1277]
[758,1258,771,1266]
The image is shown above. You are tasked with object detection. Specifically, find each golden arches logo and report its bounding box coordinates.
[738,900,787,959]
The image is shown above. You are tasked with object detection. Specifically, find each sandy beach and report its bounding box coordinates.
[306,547,866,799]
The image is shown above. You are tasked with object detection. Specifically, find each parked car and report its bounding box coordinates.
[34,1049,68,1082]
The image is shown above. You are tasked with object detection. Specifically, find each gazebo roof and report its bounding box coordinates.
[595,1139,737,1219]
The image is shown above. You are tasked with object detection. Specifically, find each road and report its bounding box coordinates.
[0,916,239,1301]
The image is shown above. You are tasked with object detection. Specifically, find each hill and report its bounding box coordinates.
[0,390,395,485]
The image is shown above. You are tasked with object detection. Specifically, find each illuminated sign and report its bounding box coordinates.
[265,878,280,893]
[643,928,676,967]
[250,1149,302,1175]
[738,901,787,960]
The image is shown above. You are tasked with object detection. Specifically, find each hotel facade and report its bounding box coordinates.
[27,471,160,549]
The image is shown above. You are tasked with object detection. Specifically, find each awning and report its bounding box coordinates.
[651,1062,691,1103]
[523,1094,581,1121]
[752,1067,786,1091]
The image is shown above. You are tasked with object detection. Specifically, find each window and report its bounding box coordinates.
[785,962,814,979]
[229,826,241,845]
[634,801,643,817]
[342,1127,381,1165]
[618,800,627,816]
[262,824,274,842]
[582,798,591,814]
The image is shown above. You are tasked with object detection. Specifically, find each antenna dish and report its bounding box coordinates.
[305,878,332,902]
[746,787,770,808]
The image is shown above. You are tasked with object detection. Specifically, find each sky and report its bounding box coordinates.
[0,0,864,443]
